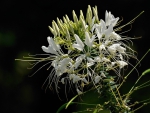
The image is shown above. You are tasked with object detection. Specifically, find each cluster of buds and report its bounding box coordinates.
[41,5,136,94]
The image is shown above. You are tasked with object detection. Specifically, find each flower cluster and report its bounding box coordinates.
[16,6,148,112]
[41,5,135,94]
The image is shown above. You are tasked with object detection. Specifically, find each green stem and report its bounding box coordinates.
[137,80,150,88]
[114,11,144,31]
[131,103,147,112]
[118,49,150,89]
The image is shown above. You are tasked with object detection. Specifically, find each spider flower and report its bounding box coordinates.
[21,5,138,94]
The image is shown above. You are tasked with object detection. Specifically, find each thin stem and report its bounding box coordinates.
[131,103,147,112]
[114,11,144,31]
[109,85,121,106]
[136,84,150,90]
[138,98,150,103]
[118,49,150,89]
[136,79,150,88]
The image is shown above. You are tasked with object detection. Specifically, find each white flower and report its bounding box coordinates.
[69,74,84,83]
[81,78,88,84]
[102,57,110,63]
[104,24,114,39]
[73,34,84,51]
[87,57,95,67]
[94,19,114,40]
[116,61,128,69]
[110,32,121,40]
[72,75,81,83]
[85,32,95,47]
[74,55,85,69]
[116,45,126,53]
[108,43,126,55]
[99,44,106,51]
[95,75,101,84]
[105,10,119,27]
[42,36,61,55]
[94,56,102,62]
[27,6,136,95]
[53,57,71,76]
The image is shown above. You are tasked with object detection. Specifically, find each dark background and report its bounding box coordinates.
[0,0,150,113]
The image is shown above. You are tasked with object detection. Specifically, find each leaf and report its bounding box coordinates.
[56,95,78,113]
[56,103,68,113]
[65,94,78,109]
[142,68,150,76]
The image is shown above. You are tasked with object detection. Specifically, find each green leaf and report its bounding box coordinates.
[65,94,78,109]
[56,95,78,113]
[142,68,150,76]
[56,103,68,113]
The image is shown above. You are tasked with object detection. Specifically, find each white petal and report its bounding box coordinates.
[85,32,91,47]
[94,56,101,62]
[69,74,75,80]
[74,55,85,69]
[117,61,128,68]
[99,44,106,51]
[95,75,101,84]
[59,58,70,72]
[108,44,121,54]
[41,46,50,53]
[111,32,121,40]
[73,34,84,51]
[82,78,88,84]
[111,17,119,27]
[72,44,83,51]
[105,11,119,27]
[117,54,123,60]
[73,75,81,83]
[87,62,94,67]
[104,24,113,38]
[100,19,106,33]
[61,78,65,84]
[74,60,82,69]
[87,57,95,67]
[76,88,82,95]
[87,57,94,63]
[60,58,70,66]
[95,28,102,40]
[100,72,106,78]
[52,60,58,68]
[116,45,126,53]
[111,62,116,67]
[102,57,110,62]
[105,10,109,25]
[47,37,59,52]
[108,46,116,54]
[92,17,95,27]
[87,69,91,76]
[56,70,62,76]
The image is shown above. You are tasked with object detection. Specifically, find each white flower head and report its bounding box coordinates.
[20,5,139,96]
